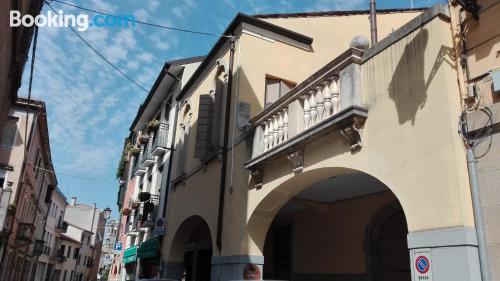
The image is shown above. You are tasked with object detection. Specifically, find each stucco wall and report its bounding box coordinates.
[243,15,473,256]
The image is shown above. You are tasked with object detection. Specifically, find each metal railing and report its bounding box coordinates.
[152,123,169,156]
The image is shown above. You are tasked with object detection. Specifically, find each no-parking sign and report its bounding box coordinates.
[411,249,433,281]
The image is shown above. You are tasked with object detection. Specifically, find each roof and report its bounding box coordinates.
[176,12,314,102]
[129,55,206,131]
[254,7,428,19]
[65,221,94,234]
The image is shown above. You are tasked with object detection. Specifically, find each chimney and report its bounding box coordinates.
[369,0,378,45]
[71,197,77,206]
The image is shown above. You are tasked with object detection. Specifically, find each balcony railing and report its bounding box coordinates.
[133,148,146,176]
[245,48,368,186]
[152,123,169,157]
[141,138,155,168]
[132,194,159,231]
[34,239,45,256]
[16,222,35,242]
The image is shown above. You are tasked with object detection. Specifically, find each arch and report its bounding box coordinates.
[167,215,214,263]
[364,201,410,281]
[246,166,409,255]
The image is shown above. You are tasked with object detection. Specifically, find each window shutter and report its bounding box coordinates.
[211,79,225,148]
[194,94,214,158]
[265,78,281,107]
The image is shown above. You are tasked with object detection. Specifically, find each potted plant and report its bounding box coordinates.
[147,119,160,129]
[126,144,140,155]
[139,134,149,144]
[131,201,140,209]
[138,192,151,202]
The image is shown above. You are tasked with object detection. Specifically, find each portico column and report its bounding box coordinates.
[407,227,481,281]
[211,255,264,281]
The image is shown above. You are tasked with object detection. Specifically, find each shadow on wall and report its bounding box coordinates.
[388,28,455,125]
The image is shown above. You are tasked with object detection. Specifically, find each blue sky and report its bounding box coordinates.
[18,0,445,219]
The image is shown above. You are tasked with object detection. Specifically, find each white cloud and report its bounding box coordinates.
[133,8,150,21]
[137,52,154,63]
[172,6,185,18]
[313,0,366,11]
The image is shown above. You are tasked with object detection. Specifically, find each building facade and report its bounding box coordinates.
[35,187,67,281]
[64,198,107,281]
[449,0,500,280]
[146,4,491,281]
[0,0,44,140]
[0,98,57,281]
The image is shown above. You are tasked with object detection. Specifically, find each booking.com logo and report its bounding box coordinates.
[10,10,136,31]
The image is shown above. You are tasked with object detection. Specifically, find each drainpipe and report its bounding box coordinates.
[216,36,236,252]
[466,147,491,281]
[369,0,378,45]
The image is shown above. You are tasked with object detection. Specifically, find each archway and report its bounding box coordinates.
[248,169,411,281]
[167,216,213,281]
[365,201,410,281]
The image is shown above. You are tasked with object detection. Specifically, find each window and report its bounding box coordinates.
[63,270,67,281]
[0,169,7,188]
[0,117,18,147]
[265,77,295,107]
[69,271,73,281]
[87,236,91,245]
[67,246,72,258]
[73,247,79,259]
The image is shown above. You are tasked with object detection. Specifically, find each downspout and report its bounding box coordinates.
[216,36,236,251]
[369,0,378,45]
[466,148,491,281]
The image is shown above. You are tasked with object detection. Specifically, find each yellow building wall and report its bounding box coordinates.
[243,16,473,256]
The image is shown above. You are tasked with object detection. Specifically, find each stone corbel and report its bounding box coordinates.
[340,116,365,151]
[287,149,304,173]
[251,168,263,189]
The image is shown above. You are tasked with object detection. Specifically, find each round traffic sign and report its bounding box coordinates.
[415,256,430,274]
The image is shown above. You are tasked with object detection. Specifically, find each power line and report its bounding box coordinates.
[33,165,117,183]
[46,2,150,93]
[48,0,233,38]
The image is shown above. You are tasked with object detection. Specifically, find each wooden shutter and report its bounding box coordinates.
[194,94,214,158]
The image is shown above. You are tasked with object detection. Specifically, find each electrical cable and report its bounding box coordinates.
[32,165,117,183]
[46,2,150,93]
[48,0,233,38]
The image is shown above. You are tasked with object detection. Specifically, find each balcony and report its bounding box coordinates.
[245,48,368,186]
[34,239,45,256]
[140,140,155,168]
[152,123,169,156]
[53,249,66,263]
[16,222,35,242]
[133,195,159,231]
[133,149,146,176]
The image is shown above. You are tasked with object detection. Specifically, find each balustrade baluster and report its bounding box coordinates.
[323,80,332,117]
[309,90,317,125]
[316,86,324,121]
[302,95,311,129]
[330,78,340,114]
[278,112,284,144]
[263,122,269,151]
[273,116,279,147]
[283,108,289,141]
[268,118,274,148]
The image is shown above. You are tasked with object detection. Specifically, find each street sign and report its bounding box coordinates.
[154,217,165,236]
[114,241,123,254]
[412,249,433,281]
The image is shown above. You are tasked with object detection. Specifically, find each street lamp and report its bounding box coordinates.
[103,207,112,220]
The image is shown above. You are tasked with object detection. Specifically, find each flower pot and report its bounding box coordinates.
[122,208,130,216]
[131,202,140,209]
[138,192,151,202]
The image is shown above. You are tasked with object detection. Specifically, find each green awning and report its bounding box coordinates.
[137,236,161,259]
[123,246,137,264]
